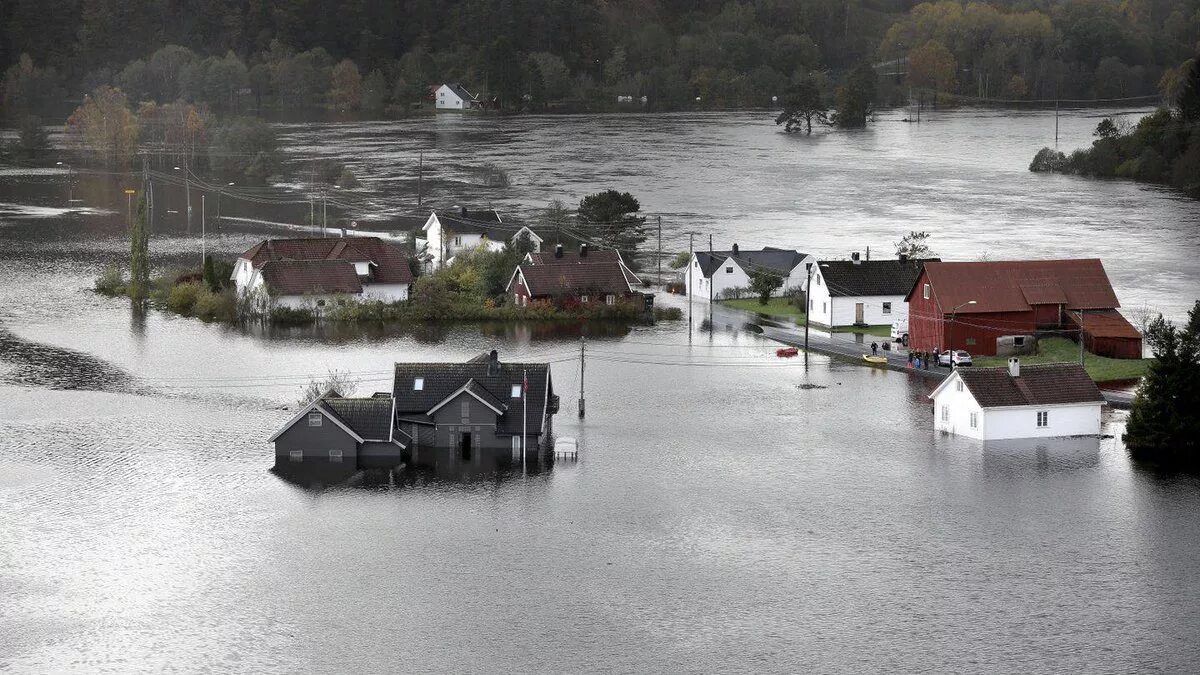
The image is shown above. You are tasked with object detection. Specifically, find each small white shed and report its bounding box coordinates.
[929,359,1106,440]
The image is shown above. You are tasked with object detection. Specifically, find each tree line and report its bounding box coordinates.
[4,0,1199,122]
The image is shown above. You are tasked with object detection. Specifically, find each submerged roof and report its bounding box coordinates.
[911,260,1120,313]
[240,236,414,284]
[695,247,807,278]
[952,364,1106,408]
[259,259,363,296]
[322,396,394,441]
[513,260,640,297]
[392,356,554,435]
[817,258,937,297]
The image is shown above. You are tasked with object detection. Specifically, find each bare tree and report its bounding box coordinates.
[299,369,358,406]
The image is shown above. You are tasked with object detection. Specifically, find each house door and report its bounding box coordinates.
[855,302,865,324]
[459,432,472,463]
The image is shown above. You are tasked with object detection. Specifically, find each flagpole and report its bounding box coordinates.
[522,369,528,467]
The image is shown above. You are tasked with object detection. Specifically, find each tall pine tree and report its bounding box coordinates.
[1124,300,1200,466]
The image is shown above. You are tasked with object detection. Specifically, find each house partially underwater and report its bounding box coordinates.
[270,351,558,471]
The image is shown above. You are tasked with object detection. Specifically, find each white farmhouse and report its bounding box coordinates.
[232,237,413,311]
[807,254,933,327]
[684,244,814,302]
[421,208,542,269]
[929,359,1106,440]
[434,83,478,110]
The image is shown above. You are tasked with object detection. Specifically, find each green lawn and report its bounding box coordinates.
[974,337,1152,383]
[721,297,807,322]
[831,324,893,338]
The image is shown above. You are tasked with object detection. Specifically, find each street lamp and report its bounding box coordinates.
[174,165,191,232]
[56,161,74,203]
[948,300,977,368]
[217,181,234,235]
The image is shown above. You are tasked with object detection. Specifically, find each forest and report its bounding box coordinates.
[3,0,1199,119]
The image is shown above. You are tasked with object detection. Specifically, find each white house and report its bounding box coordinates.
[421,208,542,269]
[929,359,1106,440]
[684,245,814,302]
[807,254,933,327]
[434,83,478,110]
[232,237,413,311]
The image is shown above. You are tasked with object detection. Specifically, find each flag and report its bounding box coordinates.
[522,371,528,396]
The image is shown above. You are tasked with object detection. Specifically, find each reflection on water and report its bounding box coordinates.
[0,324,138,392]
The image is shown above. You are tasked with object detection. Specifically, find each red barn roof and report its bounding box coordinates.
[909,260,1121,313]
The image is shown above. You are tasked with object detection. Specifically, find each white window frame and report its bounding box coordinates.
[923,283,930,299]
[329,449,343,463]
[969,412,978,429]
[882,302,892,315]
[308,412,323,427]
[955,380,963,392]
[580,295,589,303]
[289,450,303,462]
[1037,411,1049,427]
[414,377,424,391]
[726,266,733,274]
[511,384,521,398]
[1014,336,1025,347]
[941,405,949,422]
[605,294,615,305]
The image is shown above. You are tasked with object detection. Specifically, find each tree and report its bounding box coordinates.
[774,76,827,134]
[14,116,49,158]
[330,59,362,111]
[64,85,139,164]
[749,270,783,305]
[669,251,691,269]
[1176,56,1200,122]
[203,255,219,293]
[894,231,934,260]
[299,370,358,407]
[907,40,956,99]
[210,117,278,182]
[361,69,387,112]
[1123,301,1200,466]
[577,190,647,265]
[1095,117,1119,139]
[830,63,876,128]
[129,194,150,300]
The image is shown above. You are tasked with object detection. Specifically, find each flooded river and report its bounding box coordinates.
[2,109,1200,672]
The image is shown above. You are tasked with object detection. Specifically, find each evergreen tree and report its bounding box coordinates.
[1124,300,1200,466]
[128,195,150,300]
[203,255,219,293]
[830,62,876,128]
[774,76,827,134]
[577,190,647,266]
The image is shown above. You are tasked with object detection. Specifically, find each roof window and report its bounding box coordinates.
[414,377,424,391]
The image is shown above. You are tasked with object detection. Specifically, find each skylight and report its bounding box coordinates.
[414,377,424,391]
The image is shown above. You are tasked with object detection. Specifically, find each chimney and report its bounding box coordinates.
[580,243,588,258]
[488,349,500,375]
[732,243,739,256]
[898,253,908,265]
[866,246,870,261]
[460,205,468,217]
[851,251,861,265]
[1008,357,1020,378]
[555,243,563,258]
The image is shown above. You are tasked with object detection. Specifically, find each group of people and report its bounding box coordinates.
[907,349,939,369]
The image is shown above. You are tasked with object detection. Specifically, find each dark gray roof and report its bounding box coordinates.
[434,210,538,242]
[695,247,807,278]
[392,356,554,435]
[956,364,1106,408]
[321,397,393,441]
[444,83,476,101]
[817,258,938,297]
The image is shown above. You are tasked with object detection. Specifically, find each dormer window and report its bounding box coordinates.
[511,384,521,398]
[414,377,424,391]
[307,412,323,427]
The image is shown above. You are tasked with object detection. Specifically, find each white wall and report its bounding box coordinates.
[983,404,1102,440]
[806,270,906,327]
[932,373,986,439]
[361,282,410,303]
[435,86,466,109]
[687,253,814,302]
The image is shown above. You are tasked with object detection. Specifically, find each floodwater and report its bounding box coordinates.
[2,109,1200,672]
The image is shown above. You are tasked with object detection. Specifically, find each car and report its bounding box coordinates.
[938,350,973,367]
[890,317,909,345]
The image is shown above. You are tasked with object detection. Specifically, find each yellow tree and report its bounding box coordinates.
[908,39,958,100]
[64,86,139,165]
[330,59,363,111]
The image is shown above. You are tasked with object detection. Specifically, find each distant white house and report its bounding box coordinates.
[929,359,1106,440]
[807,254,934,327]
[684,245,814,302]
[421,208,542,269]
[434,83,478,110]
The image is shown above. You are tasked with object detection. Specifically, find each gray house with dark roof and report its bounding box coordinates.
[268,351,558,471]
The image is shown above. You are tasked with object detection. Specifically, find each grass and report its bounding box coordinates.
[974,337,1152,383]
[720,297,806,321]
[831,324,893,338]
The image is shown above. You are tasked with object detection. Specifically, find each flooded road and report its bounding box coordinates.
[2,109,1200,672]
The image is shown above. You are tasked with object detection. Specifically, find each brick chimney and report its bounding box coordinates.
[851,251,861,265]
[580,243,588,258]
[1008,357,1020,378]
[555,243,563,258]
[732,243,739,256]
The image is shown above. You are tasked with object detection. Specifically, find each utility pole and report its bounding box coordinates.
[322,193,327,236]
[687,232,694,345]
[201,194,206,267]
[804,262,812,361]
[417,151,424,207]
[656,216,662,283]
[708,233,714,305]
[310,196,315,236]
[185,163,191,234]
[578,336,586,418]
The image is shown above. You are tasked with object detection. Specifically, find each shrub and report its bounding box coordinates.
[1029,147,1067,172]
[193,289,236,322]
[654,307,684,320]
[167,282,202,314]
[95,265,126,296]
[270,306,317,325]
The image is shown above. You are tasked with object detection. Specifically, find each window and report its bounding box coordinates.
[726,266,733,274]
[816,275,821,286]
[511,384,521,398]
[923,283,930,300]
[1013,336,1025,347]
[289,450,303,463]
[941,405,949,422]
[413,377,424,391]
[605,295,615,305]
[965,337,976,346]
[822,302,826,313]
[809,298,813,311]
[882,302,892,315]
[580,295,589,303]
[969,412,978,429]
[461,401,470,417]
[308,412,323,427]
[1037,411,1049,427]
[453,236,462,245]
[329,449,343,463]
[955,380,963,392]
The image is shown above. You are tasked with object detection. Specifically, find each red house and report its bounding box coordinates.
[506,245,643,307]
[905,259,1142,358]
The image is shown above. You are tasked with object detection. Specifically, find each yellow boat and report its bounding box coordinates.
[862,354,888,365]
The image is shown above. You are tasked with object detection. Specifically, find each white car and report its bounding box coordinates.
[890,318,909,344]
[938,350,973,367]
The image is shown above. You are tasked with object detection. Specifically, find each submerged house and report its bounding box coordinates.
[269,351,559,471]
[807,254,935,328]
[420,208,543,269]
[233,237,414,311]
[929,359,1106,440]
[434,83,479,110]
[507,244,644,307]
[684,244,813,301]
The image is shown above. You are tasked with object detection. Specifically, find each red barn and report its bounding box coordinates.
[904,259,1141,358]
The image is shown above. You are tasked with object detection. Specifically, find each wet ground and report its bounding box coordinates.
[2,109,1200,672]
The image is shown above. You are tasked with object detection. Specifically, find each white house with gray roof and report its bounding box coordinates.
[420,207,543,269]
[685,244,814,302]
[434,83,478,110]
[807,254,936,328]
